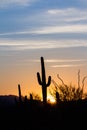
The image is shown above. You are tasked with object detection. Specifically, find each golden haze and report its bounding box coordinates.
[0,60,87,99]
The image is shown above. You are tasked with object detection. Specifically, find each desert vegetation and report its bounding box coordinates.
[0,56,87,130]
[50,69,87,102]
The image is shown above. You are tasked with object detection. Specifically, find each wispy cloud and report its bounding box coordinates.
[51,64,86,68]
[0,39,87,50]
[8,8,87,36]
[48,8,78,15]
[47,8,86,16]
[45,59,87,63]
[31,59,87,63]
[47,8,87,22]
[0,31,32,36]
[1,24,87,36]
[0,0,36,7]
[31,24,87,34]
[0,8,87,37]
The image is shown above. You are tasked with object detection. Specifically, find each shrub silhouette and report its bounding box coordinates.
[37,57,51,104]
[56,91,61,104]
[29,93,33,101]
[29,92,41,101]
[50,70,87,102]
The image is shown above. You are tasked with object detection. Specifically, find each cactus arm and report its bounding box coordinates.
[37,72,42,85]
[46,76,51,87]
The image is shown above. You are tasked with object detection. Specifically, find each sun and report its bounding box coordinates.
[47,95,56,104]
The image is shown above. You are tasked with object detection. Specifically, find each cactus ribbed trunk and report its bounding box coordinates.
[37,57,51,104]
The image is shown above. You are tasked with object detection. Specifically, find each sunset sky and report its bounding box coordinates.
[0,0,87,98]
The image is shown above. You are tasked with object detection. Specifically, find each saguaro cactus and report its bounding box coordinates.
[18,84,22,103]
[37,57,51,104]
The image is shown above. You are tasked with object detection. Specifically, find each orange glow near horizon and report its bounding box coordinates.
[0,56,87,97]
[0,67,87,97]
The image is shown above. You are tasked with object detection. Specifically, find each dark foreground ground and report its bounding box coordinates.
[0,99,87,130]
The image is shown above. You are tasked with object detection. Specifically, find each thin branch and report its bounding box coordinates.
[57,74,67,87]
[78,69,80,88]
[51,79,59,90]
[82,76,87,90]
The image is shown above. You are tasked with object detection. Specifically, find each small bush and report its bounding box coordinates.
[50,70,87,102]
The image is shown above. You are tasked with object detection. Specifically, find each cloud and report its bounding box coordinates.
[0,0,36,7]
[12,8,87,34]
[31,24,87,34]
[47,8,86,16]
[51,64,86,68]
[47,8,78,15]
[0,31,32,36]
[46,8,87,23]
[1,24,87,36]
[0,39,87,51]
[0,7,87,37]
[45,59,87,63]
[32,59,87,63]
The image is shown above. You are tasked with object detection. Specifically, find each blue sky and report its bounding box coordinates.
[0,0,87,96]
[0,0,87,45]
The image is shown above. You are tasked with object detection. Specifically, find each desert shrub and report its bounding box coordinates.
[29,92,41,101]
[50,70,87,102]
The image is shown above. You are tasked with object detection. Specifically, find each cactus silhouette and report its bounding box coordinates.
[37,57,51,104]
[56,91,61,104]
[18,84,22,103]
[30,93,33,101]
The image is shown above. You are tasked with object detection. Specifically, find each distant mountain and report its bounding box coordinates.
[0,95,19,107]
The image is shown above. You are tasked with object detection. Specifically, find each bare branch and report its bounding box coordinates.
[78,69,80,88]
[82,76,87,90]
[51,79,59,90]
[57,74,67,87]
